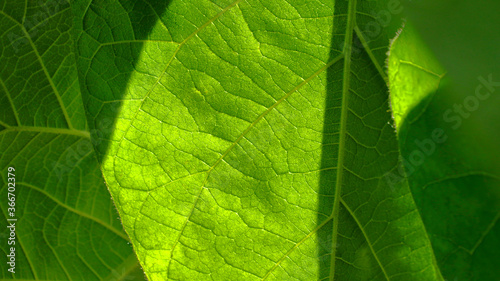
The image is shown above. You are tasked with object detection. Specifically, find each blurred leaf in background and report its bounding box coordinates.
[388,15,500,281]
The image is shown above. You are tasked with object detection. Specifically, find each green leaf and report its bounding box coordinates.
[76,0,443,280]
[0,1,143,280]
[400,0,500,95]
[387,24,446,130]
[388,23,500,280]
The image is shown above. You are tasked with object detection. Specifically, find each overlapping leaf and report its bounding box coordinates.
[388,23,500,281]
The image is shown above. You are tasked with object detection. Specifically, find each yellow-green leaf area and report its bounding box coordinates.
[76,0,444,280]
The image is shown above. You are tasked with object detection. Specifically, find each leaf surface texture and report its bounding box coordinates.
[75,0,443,280]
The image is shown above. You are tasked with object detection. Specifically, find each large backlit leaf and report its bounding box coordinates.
[75,0,443,280]
[0,1,143,280]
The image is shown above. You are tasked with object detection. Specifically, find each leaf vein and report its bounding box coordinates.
[0,10,74,129]
[330,0,357,279]
[19,182,129,241]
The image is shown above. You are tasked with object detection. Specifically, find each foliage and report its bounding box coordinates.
[1,0,498,280]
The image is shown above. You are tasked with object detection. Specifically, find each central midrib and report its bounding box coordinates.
[329,0,357,280]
